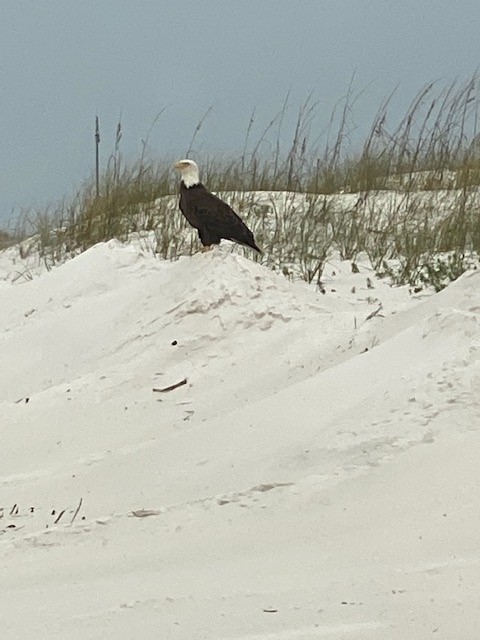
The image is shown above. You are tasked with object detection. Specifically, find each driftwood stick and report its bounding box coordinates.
[131,509,161,518]
[153,378,187,393]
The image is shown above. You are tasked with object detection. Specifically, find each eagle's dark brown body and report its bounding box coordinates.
[179,182,261,253]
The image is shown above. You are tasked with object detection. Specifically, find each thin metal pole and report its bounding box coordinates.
[95,116,100,198]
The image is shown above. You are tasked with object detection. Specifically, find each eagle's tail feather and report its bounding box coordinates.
[228,236,262,253]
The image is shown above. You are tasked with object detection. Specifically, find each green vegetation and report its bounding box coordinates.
[3,76,480,291]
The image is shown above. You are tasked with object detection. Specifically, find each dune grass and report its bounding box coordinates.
[0,230,16,250]
[3,75,480,291]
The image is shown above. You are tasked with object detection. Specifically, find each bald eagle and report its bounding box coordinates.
[174,159,261,253]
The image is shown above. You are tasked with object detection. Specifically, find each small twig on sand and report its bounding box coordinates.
[70,497,83,525]
[153,378,187,393]
[365,304,383,322]
[54,509,66,525]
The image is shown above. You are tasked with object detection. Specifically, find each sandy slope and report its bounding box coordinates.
[1,241,479,639]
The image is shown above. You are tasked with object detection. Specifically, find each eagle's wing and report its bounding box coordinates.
[194,189,261,252]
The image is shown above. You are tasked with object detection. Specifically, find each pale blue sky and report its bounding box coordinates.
[2,1,480,224]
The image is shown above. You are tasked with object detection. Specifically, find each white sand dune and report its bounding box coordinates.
[1,240,479,639]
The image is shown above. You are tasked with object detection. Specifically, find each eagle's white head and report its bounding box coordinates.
[174,159,200,188]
